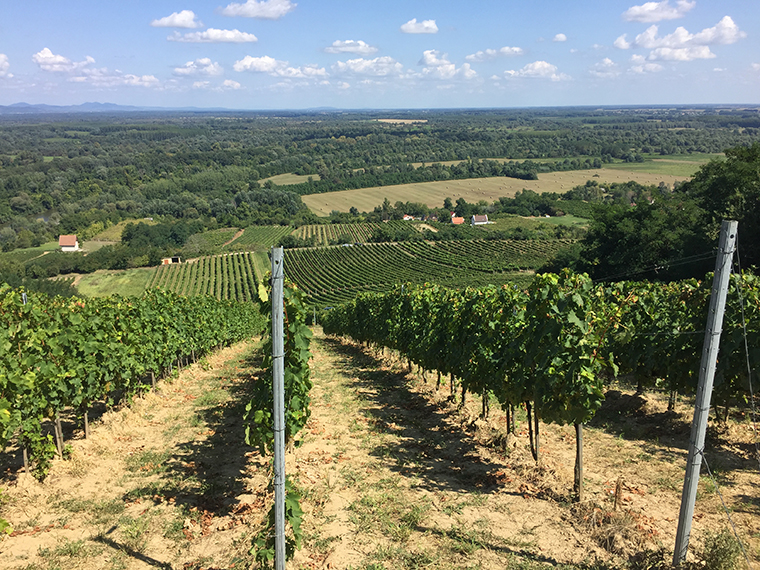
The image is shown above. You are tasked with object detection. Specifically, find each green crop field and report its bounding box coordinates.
[301,167,691,216]
[223,225,294,251]
[284,239,570,306]
[292,222,385,245]
[603,154,718,177]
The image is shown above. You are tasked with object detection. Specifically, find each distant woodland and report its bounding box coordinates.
[1,106,759,285]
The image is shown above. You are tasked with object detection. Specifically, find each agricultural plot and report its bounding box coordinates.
[148,252,260,302]
[284,239,565,306]
[399,239,575,272]
[223,225,294,251]
[301,167,691,216]
[292,222,385,245]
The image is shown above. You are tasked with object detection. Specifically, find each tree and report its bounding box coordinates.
[678,142,760,268]
[577,199,711,282]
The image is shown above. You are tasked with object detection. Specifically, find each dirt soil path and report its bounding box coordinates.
[292,331,759,569]
[222,229,245,248]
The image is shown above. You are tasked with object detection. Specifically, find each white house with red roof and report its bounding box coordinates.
[58,234,79,252]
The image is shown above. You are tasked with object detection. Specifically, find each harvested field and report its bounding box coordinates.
[302,168,690,216]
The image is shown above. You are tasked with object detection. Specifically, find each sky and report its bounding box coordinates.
[0,0,758,109]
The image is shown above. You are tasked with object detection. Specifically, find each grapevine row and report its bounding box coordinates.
[0,285,265,478]
[321,272,760,499]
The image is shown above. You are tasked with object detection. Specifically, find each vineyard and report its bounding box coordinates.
[147,252,260,302]
[291,223,385,245]
[321,273,760,499]
[284,239,568,306]
[223,225,294,251]
[398,238,575,273]
[0,285,265,480]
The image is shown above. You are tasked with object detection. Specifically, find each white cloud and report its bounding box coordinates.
[648,46,715,60]
[0,54,12,78]
[416,50,477,80]
[590,57,620,78]
[325,40,377,56]
[753,63,760,72]
[553,33,567,42]
[221,0,296,19]
[614,35,632,50]
[151,10,202,28]
[400,18,438,34]
[691,16,746,45]
[623,0,695,23]
[221,79,242,90]
[32,48,95,72]
[174,58,223,76]
[420,50,449,67]
[69,67,160,87]
[337,81,350,90]
[192,79,242,91]
[333,56,404,77]
[168,28,258,43]
[233,55,326,78]
[614,16,745,62]
[631,62,665,73]
[505,60,570,81]
[628,54,665,73]
[465,46,523,62]
[31,48,159,88]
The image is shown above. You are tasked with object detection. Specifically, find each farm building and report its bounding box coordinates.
[58,235,79,252]
[451,216,465,225]
[471,214,489,226]
[161,256,182,265]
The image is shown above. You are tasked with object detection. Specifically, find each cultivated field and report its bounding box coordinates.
[302,168,691,216]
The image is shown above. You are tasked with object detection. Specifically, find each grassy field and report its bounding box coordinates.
[302,167,692,216]
[261,173,314,185]
[0,242,59,264]
[90,219,157,242]
[603,153,720,177]
[73,268,155,297]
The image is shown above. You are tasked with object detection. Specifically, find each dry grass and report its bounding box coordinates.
[301,168,690,216]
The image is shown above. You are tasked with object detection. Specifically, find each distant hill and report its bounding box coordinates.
[0,102,235,115]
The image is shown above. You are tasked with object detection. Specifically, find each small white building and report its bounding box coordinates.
[471,214,489,226]
[58,235,79,252]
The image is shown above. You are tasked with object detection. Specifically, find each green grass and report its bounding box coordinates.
[75,268,154,297]
[0,242,59,264]
[603,154,718,177]
[91,219,157,242]
[261,173,314,185]
[182,227,240,256]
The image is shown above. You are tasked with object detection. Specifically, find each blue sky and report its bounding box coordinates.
[0,0,757,109]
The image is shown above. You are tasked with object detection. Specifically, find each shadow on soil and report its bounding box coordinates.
[321,336,512,495]
[122,352,265,516]
[589,389,757,475]
[94,531,172,569]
